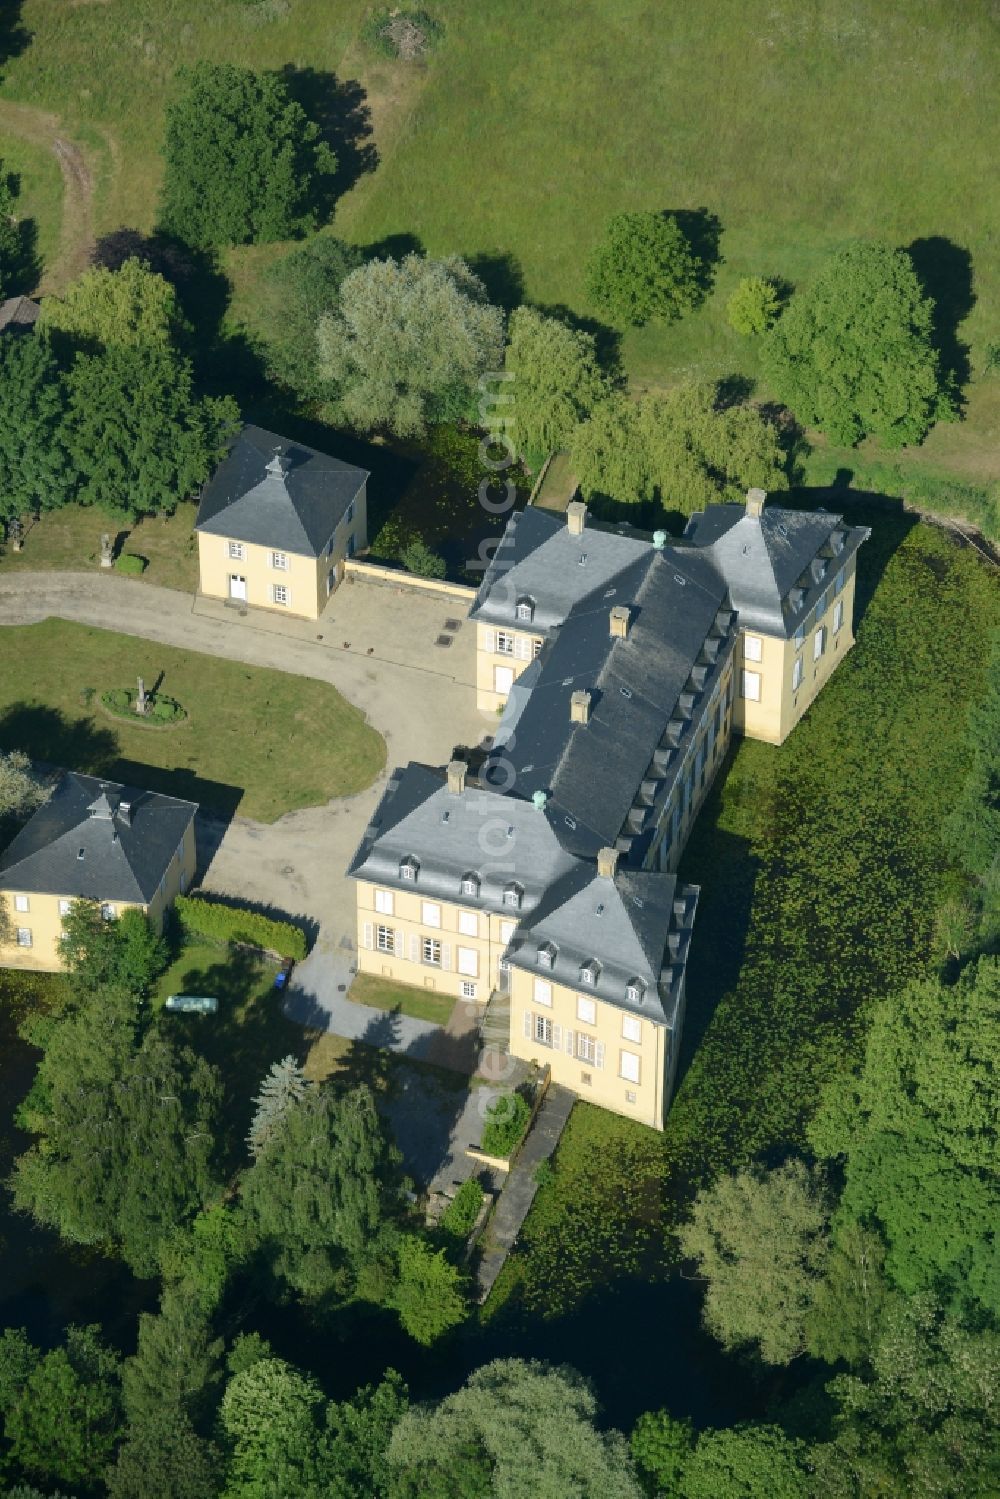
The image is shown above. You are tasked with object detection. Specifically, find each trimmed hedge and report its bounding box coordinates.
[175,894,307,960]
[100,688,187,724]
[480,1092,532,1158]
[439,1177,485,1243]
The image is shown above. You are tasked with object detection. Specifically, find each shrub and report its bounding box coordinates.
[726,276,781,335]
[151,696,184,723]
[586,211,705,326]
[398,537,447,579]
[115,553,147,575]
[104,688,130,711]
[439,1178,486,1244]
[391,1236,468,1345]
[362,8,444,60]
[175,894,307,960]
[480,1092,532,1158]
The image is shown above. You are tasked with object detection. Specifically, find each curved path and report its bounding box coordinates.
[0,98,98,292]
[0,570,486,1059]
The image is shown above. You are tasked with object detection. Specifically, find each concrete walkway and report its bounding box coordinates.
[477,1084,576,1300]
[0,571,489,1032]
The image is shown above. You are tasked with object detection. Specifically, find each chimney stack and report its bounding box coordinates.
[597,847,619,879]
[566,500,588,536]
[745,487,767,519]
[609,604,631,639]
[118,800,132,826]
[570,689,591,724]
[446,760,467,795]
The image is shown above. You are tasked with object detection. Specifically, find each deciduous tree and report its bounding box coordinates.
[0,1324,123,1490]
[678,1159,831,1365]
[262,236,363,401]
[503,306,612,464]
[316,255,504,437]
[387,1358,642,1498]
[678,1425,808,1499]
[631,1408,694,1498]
[38,257,188,352]
[726,276,780,335]
[160,63,335,248]
[586,212,703,326]
[762,240,953,447]
[391,1236,469,1345]
[57,902,167,999]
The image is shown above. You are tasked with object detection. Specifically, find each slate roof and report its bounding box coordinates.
[347,763,695,1027]
[0,772,197,904]
[0,296,40,334]
[684,502,870,636]
[482,544,737,859]
[195,424,369,558]
[504,864,699,1028]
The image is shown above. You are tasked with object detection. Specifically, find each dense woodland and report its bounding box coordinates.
[0,6,998,1496]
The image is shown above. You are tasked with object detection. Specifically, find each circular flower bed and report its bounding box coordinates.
[100,688,187,726]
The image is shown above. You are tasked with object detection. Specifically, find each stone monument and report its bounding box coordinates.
[100,533,113,568]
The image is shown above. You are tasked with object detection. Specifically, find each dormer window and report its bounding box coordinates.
[515,597,534,623]
[399,856,419,883]
[461,872,480,897]
[502,882,523,910]
[626,978,645,1005]
[579,959,600,986]
[537,941,557,969]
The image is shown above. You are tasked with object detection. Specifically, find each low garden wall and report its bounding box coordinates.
[343,559,477,601]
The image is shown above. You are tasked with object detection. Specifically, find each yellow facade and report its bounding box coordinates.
[197,498,367,620]
[355,878,517,1002]
[506,967,678,1130]
[0,821,196,972]
[475,623,544,713]
[734,556,860,745]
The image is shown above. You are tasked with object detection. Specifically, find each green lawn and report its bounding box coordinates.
[349,971,455,1026]
[0,502,201,591]
[6,1,1000,489]
[0,126,62,293]
[0,619,385,820]
[487,509,1000,1318]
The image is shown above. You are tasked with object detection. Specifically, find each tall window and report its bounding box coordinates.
[622,1014,642,1043]
[744,634,763,663]
[793,621,806,648]
[457,947,478,977]
[534,978,552,1007]
[460,981,477,1000]
[374,888,394,915]
[270,551,288,570]
[577,1033,598,1064]
[228,540,245,560]
[835,566,846,595]
[741,669,761,702]
[13,894,29,913]
[458,909,478,936]
[833,599,844,634]
[576,994,597,1025]
[271,584,290,607]
[16,928,31,948]
[534,1014,553,1046]
[495,631,515,656]
[813,627,826,661]
[345,502,355,525]
[376,925,394,952]
[421,901,441,929]
[101,903,116,921]
[421,938,441,966]
[58,899,72,917]
[620,1050,641,1084]
[792,656,804,691]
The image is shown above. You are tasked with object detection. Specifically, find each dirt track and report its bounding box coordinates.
[0,98,98,292]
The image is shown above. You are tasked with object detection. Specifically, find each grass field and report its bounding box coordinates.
[0,502,201,591]
[0,620,385,820]
[5,2,1000,487]
[0,125,62,289]
[348,971,455,1026]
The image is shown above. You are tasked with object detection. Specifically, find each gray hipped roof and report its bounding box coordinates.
[0,296,41,334]
[684,502,870,636]
[195,424,369,558]
[0,773,197,904]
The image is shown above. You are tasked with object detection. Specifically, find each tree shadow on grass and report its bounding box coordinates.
[669,206,724,301]
[277,66,378,211]
[0,703,118,776]
[466,250,525,312]
[2,174,39,298]
[0,2,28,77]
[92,228,232,346]
[905,234,974,404]
[530,300,623,376]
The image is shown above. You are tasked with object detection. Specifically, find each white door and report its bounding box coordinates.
[494,665,514,695]
[229,574,247,601]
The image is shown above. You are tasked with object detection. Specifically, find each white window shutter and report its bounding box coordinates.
[483,628,495,653]
[514,634,531,661]
[393,929,402,958]
[408,934,420,963]
[441,944,452,972]
[595,1041,606,1071]
[553,1023,562,1051]
[564,1028,575,1055]
[362,922,373,950]
[523,1010,532,1039]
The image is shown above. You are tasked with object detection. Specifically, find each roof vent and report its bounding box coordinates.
[446,760,467,795]
[566,500,588,536]
[746,487,767,519]
[609,605,631,639]
[570,689,592,725]
[77,848,85,860]
[653,529,667,549]
[597,847,619,879]
[531,789,548,811]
